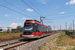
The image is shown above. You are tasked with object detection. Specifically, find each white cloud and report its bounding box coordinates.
[71,6,73,8]
[20,17,32,20]
[66,2,69,5]
[71,16,75,18]
[17,23,22,25]
[66,0,75,5]
[17,17,19,19]
[37,0,49,4]
[5,14,9,16]
[26,8,34,11]
[10,23,22,29]
[59,12,65,14]
[10,23,18,29]
[4,14,11,17]
[21,18,26,19]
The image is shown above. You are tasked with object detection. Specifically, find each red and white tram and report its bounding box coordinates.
[22,19,52,39]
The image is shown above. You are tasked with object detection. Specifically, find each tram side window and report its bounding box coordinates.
[48,28,49,32]
[44,26,47,33]
[37,24,42,32]
[40,25,43,32]
[49,28,51,32]
[47,27,48,33]
[45,27,47,33]
[42,26,44,33]
[44,27,45,33]
[34,24,38,32]
[42,25,44,32]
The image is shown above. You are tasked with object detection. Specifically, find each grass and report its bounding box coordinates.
[0,32,22,40]
[38,32,75,50]
[73,47,75,50]
[49,49,51,50]
[56,32,75,46]
[56,32,66,45]
[43,43,46,46]
[38,47,41,50]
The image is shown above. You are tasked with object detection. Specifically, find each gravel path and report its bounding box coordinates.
[9,33,60,50]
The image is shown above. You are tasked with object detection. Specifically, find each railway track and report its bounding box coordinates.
[0,33,57,50]
[0,39,35,50]
[0,41,23,48]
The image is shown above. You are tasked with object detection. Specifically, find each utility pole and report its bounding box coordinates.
[54,25,55,31]
[40,16,45,24]
[73,20,74,32]
[60,25,61,31]
[40,16,42,23]
[65,22,67,31]
[53,25,55,33]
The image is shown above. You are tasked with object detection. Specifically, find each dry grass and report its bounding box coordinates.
[38,32,75,50]
[0,33,22,40]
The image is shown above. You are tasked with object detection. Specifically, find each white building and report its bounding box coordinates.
[0,27,12,32]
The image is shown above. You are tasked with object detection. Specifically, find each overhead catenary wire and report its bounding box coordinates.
[0,4,32,18]
[22,0,42,16]
[41,21,52,23]
[43,19,53,20]
[29,0,45,16]
[0,17,33,21]
[45,12,75,17]
[4,0,38,18]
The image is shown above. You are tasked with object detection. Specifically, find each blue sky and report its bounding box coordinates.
[0,0,75,30]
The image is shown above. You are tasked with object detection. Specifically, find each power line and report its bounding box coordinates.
[4,0,38,18]
[0,17,33,21]
[29,0,45,16]
[43,21,53,23]
[45,12,75,17]
[0,18,16,20]
[21,0,42,16]
[43,19,53,20]
[0,4,32,18]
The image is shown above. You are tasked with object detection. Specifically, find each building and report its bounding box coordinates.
[0,27,14,32]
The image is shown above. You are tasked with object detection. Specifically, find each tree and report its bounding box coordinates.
[6,29,10,33]
[15,29,19,33]
[17,26,23,32]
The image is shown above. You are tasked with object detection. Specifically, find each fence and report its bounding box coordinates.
[65,31,75,38]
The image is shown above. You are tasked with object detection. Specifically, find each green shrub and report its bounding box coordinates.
[65,31,75,38]
[12,36,16,38]
[0,38,2,40]
[49,49,51,50]
[65,31,73,36]
[6,30,10,33]
[20,33,22,37]
[44,43,46,46]
[15,30,19,33]
[73,47,75,50]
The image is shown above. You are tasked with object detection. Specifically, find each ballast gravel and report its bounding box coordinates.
[10,33,60,50]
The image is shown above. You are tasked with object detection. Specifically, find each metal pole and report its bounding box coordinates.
[65,22,67,30]
[40,16,41,23]
[42,20,43,24]
[73,20,74,32]
[40,16,45,24]
[54,25,55,31]
[60,25,61,32]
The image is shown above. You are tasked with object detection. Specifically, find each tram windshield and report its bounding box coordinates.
[24,26,33,31]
